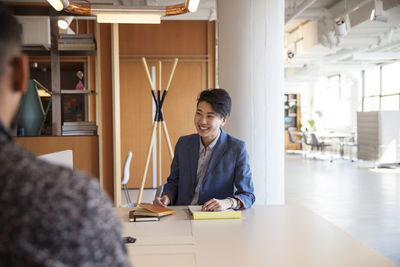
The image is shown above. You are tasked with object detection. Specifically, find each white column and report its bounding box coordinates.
[217,0,285,204]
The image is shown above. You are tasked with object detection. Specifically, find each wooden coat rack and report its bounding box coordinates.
[136,57,178,205]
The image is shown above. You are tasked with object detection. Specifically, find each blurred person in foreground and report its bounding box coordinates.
[0,4,131,266]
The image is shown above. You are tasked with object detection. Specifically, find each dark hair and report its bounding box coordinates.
[0,3,22,76]
[197,88,232,118]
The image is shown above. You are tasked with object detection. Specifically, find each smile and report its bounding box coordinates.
[198,126,209,131]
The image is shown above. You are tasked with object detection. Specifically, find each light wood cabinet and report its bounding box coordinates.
[15,136,99,178]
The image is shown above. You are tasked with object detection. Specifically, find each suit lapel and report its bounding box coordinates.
[204,129,228,179]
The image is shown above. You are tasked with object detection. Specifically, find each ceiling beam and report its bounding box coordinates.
[290,8,329,20]
[285,0,318,24]
[352,52,400,60]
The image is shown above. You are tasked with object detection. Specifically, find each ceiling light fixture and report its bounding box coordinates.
[58,16,73,30]
[48,0,199,24]
[335,19,347,36]
[188,0,200,12]
[334,0,351,37]
[370,0,388,23]
[46,0,64,11]
[96,13,162,24]
[335,15,350,37]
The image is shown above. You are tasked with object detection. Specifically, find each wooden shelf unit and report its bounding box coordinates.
[284,93,301,150]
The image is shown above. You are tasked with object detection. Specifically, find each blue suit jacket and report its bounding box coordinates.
[162,129,255,209]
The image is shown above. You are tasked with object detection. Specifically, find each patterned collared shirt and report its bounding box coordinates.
[0,120,12,142]
[190,129,221,205]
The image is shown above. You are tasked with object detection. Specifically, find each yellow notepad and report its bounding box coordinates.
[188,205,242,220]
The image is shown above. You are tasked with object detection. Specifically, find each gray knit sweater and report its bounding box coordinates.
[0,122,131,266]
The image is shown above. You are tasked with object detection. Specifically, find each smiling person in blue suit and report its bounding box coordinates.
[153,88,255,211]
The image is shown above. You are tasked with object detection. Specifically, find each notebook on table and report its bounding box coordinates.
[188,205,242,220]
[129,204,176,222]
[129,211,160,222]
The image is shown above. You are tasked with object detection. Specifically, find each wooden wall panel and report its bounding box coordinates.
[207,21,216,88]
[15,136,99,178]
[119,21,207,55]
[98,20,215,201]
[99,23,114,199]
[120,60,205,188]
[160,62,205,187]
[120,62,153,188]
[117,21,213,189]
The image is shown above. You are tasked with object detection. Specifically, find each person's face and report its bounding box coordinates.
[194,101,226,144]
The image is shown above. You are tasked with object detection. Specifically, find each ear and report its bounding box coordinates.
[220,116,226,127]
[13,54,29,94]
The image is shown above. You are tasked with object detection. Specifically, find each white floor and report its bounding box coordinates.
[122,154,400,265]
[285,154,400,265]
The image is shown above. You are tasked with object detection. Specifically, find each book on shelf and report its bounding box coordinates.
[62,122,97,135]
[58,34,95,51]
[58,43,95,51]
[130,204,176,217]
[58,38,94,44]
[62,130,96,136]
[62,125,97,131]
[129,211,160,222]
[188,205,242,220]
[63,122,96,126]
[59,33,94,39]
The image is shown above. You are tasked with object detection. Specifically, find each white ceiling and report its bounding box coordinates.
[88,0,400,81]
[7,0,400,82]
[284,0,400,82]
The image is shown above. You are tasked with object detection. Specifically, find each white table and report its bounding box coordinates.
[317,132,355,157]
[115,205,398,267]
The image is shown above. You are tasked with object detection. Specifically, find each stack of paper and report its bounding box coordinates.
[129,210,159,222]
[62,122,97,136]
[188,206,242,220]
[58,34,95,51]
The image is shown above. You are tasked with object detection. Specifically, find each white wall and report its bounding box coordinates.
[218,0,285,205]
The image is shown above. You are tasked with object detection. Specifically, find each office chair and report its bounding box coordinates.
[301,133,332,161]
[287,128,302,147]
[310,133,331,152]
[121,152,134,207]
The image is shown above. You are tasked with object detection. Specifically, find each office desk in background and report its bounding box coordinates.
[317,132,355,157]
[115,206,398,267]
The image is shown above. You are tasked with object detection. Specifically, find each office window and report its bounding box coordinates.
[358,70,364,111]
[315,74,351,129]
[381,95,399,111]
[362,62,400,111]
[328,75,341,101]
[382,62,400,95]
[364,66,380,97]
[364,96,379,111]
